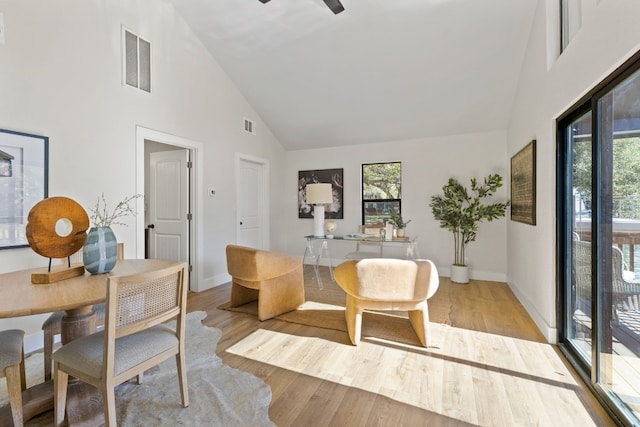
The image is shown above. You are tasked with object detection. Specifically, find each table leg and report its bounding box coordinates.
[303,238,324,289]
[321,240,335,282]
[61,307,104,427]
[0,381,53,427]
[61,306,97,344]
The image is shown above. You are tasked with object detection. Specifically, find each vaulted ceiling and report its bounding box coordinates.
[167,0,537,150]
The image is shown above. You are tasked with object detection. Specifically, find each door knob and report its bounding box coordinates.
[148,224,155,229]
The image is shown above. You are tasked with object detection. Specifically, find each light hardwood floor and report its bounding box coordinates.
[188,274,616,427]
[16,271,616,426]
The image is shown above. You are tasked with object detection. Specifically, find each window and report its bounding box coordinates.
[558,49,640,425]
[361,162,401,225]
[561,0,582,52]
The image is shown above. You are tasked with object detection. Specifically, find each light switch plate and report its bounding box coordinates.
[0,13,5,45]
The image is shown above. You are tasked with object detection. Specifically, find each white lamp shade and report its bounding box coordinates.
[306,183,333,238]
[306,183,333,205]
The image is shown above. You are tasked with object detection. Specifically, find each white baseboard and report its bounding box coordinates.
[508,280,557,344]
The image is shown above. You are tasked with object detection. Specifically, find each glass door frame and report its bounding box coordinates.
[557,48,640,425]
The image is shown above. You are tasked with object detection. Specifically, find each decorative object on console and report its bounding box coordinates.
[429,174,510,284]
[25,196,89,284]
[298,168,343,219]
[389,214,411,238]
[306,183,334,237]
[325,220,337,237]
[83,193,141,274]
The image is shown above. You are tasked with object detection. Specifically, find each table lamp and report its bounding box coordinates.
[306,183,333,237]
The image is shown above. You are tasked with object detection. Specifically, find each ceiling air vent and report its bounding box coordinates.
[244,118,256,135]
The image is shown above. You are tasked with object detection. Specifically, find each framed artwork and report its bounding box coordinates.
[510,140,536,225]
[0,129,49,249]
[298,168,343,219]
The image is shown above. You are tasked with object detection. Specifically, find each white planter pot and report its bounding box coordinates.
[450,265,469,284]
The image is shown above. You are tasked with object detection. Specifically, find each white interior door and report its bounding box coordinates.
[237,156,268,249]
[149,149,189,262]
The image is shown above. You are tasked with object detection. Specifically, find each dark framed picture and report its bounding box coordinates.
[298,168,343,219]
[510,140,536,225]
[0,129,49,249]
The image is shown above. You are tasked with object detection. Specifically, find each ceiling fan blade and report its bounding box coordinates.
[322,0,345,14]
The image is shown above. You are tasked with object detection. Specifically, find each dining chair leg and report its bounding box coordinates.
[176,353,189,407]
[19,346,26,392]
[5,364,24,427]
[53,363,68,427]
[43,328,54,381]
[103,388,117,427]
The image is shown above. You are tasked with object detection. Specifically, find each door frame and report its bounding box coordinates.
[235,153,270,249]
[136,126,204,291]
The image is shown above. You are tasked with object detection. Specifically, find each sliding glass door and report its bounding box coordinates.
[559,53,640,425]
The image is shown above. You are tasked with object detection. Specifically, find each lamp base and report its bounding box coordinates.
[313,205,326,237]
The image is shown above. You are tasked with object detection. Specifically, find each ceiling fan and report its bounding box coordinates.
[258,0,345,15]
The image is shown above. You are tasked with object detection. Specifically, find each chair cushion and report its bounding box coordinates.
[0,329,24,370]
[226,245,300,281]
[42,303,106,330]
[52,325,177,379]
[355,258,419,300]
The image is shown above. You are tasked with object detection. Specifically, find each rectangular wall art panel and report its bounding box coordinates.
[510,140,536,225]
[298,168,343,219]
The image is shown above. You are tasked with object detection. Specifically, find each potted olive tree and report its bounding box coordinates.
[429,174,510,283]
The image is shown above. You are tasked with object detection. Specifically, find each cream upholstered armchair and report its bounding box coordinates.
[334,258,439,347]
[226,245,305,321]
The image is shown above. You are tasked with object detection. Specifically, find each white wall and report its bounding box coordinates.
[283,130,510,281]
[507,0,640,342]
[0,0,288,352]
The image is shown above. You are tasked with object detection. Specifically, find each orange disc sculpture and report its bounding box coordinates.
[26,197,90,283]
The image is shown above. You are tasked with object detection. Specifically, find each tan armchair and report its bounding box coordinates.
[226,245,305,321]
[334,258,439,346]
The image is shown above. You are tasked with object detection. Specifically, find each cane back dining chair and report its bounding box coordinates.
[42,243,124,381]
[52,262,189,427]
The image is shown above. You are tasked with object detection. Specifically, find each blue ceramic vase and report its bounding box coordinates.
[83,226,118,274]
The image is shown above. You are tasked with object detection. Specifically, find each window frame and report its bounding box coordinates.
[361,162,402,225]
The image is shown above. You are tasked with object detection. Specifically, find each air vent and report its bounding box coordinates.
[243,118,256,135]
[122,26,151,93]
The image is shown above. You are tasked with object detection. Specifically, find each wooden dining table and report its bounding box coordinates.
[0,258,178,426]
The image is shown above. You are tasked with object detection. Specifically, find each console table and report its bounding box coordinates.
[303,234,419,288]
